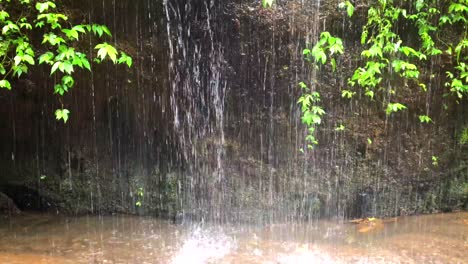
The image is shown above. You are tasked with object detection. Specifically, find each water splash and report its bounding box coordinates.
[171,227,235,264]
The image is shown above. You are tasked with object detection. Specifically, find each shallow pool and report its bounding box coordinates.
[0,212,466,263]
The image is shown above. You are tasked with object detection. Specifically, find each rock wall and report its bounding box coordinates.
[0,0,466,222]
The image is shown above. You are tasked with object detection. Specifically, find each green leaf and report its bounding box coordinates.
[39,52,54,65]
[298,95,311,112]
[301,111,314,125]
[42,33,66,46]
[92,24,104,37]
[0,80,11,90]
[342,90,355,99]
[72,25,86,34]
[101,26,112,37]
[419,83,427,92]
[35,21,45,28]
[312,114,321,124]
[365,90,374,99]
[298,82,307,90]
[346,1,354,17]
[60,61,74,74]
[311,106,325,115]
[23,54,35,65]
[95,42,118,63]
[82,58,91,71]
[51,61,61,75]
[62,75,75,88]
[35,1,56,13]
[62,29,79,40]
[2,22,19,34]
[419,115,432,123]
[0,11,10,21]
[386,103,407,115]
[262,0,274,8]
[13,65,28,77]
[459,127,468,145]
[19,22,32,30]
[55,109,70,123]
[439,15,450,25]
[361,30,368,45]
[54,84,66,95]
[335,124,345,131]
[14,56,22,66]
[118,52,133,68]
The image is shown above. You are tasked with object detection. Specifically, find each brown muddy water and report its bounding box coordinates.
[0,212,467,263]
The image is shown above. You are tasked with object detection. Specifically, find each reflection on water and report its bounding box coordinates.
[0,212,466,263]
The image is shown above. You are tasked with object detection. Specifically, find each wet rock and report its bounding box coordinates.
[0,192,20,215]
[0,185,57,213]
[354,217,384,233]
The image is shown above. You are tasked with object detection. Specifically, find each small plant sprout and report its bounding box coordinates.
[342,90,356,99]
[419,115,432,124]
[338,1,355,17]
[386,103,407,115]
[135,187,144,207]
[459,127,468,145]
[335,124,346,131]
[262,0,274,8]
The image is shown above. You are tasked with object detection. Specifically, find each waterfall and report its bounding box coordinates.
[0,0,465,222]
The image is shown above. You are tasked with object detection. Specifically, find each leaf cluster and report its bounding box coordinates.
[297,82,325,149]
[299,0,467,130]
[345,0,468,119]
[0,0,133,122]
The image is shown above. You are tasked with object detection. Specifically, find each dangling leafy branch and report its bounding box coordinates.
[302,0,466,137]
[298,82,324,150]
[0,0,132,123]
[262,0,467,152]
[299,32,344,148]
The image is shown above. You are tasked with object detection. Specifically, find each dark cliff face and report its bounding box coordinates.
[0,0,466,221]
